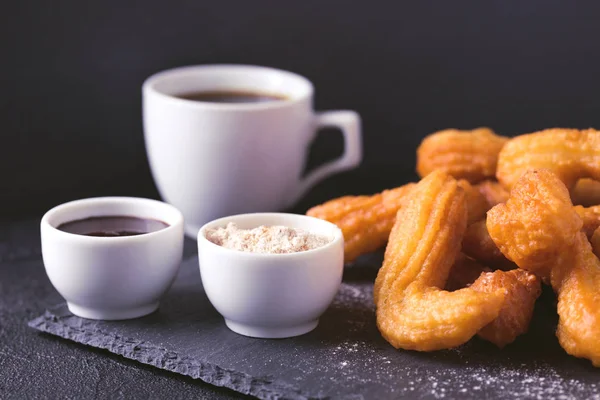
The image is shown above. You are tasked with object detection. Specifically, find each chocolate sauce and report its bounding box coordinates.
[57,216,169,237]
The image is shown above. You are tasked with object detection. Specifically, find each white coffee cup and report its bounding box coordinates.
[143,65,362,237]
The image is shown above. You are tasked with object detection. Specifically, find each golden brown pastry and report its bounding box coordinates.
[462,220,515,270]
[306,183,415,262]
[474,180,509,208]
[469,269,541,348]
[487,169,600,366]
[574,205,600,238]
[307,179,493,262]
[496,128,600,190]
[416,128,508,183]
[446,255,541,348]
[375,171,505,351]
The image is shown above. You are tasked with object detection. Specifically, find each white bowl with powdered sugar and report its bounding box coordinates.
[197,212,344,339]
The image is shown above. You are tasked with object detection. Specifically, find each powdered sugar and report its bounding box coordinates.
[396,361,600,399]
[206,222,331,254]
[319,282,600,399]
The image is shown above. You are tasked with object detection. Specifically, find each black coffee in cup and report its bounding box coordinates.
[176,90,287,104]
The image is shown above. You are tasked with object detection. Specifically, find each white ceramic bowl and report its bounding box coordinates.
[197,212,344,339]
[40,197,184,320]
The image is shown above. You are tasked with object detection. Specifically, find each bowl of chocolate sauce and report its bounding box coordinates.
[41,197,184,320]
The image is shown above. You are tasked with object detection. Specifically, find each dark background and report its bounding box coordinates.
[2,1,600,219]
[2,2,600,399]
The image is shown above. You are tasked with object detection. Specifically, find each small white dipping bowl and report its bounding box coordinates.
[198,213,344,339]
[41,197,184,320]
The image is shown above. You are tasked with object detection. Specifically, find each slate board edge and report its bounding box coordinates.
[28,308,328,400]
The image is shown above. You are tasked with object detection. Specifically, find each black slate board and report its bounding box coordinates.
[29,255,600,399]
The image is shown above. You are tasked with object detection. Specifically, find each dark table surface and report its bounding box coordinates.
[0,217,250,399]
[0,164,386,399]
[5,203,600,399]
[0,168,367,399]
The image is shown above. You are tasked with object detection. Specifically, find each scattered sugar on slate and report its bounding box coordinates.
[311,283,600,399]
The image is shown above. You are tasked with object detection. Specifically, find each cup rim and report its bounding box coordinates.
[142,64,314,111]
[41,196,184,242]
[197,212,343,259]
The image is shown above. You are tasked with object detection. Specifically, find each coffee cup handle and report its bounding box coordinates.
[292,110,362,205]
